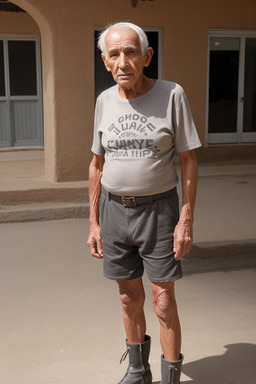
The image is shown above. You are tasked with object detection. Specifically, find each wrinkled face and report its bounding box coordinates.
[102,28,151,89]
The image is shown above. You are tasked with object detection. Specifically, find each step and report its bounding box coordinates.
[0,202,90,223]
[0,186,89,205]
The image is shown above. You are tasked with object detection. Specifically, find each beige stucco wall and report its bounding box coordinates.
[2,0,256,181]
[0,12,39,34]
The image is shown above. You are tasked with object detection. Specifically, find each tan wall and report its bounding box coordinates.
[3,0,256,181]
[0,12,39,34]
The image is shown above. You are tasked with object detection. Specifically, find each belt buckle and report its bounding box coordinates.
[121,196,137,207]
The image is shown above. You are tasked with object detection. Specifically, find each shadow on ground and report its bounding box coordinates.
[152,343,256,384]
[182,244,256,276]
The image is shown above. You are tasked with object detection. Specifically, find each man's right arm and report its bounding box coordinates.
[87,154,105,259]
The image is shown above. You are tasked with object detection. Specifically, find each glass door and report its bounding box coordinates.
[0,35,43,148]
[207,33,256,144]
[208,37,240,143]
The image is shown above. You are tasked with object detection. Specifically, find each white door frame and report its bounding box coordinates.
[0,34,43,148]
[206,29,256,145]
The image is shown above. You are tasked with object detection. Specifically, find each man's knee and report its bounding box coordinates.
[117,278,145,314]
[152,283,178,324]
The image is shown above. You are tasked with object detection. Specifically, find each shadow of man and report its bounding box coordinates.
[152,343,256,384]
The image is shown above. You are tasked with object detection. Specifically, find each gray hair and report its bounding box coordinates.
[97,22,149,56]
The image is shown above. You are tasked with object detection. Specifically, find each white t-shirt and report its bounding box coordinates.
[92,80,201,196]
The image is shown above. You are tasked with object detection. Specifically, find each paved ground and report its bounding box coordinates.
[0,219,256,384]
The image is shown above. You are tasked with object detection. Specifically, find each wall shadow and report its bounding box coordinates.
[152,343,256,384]
[182,245,256,276]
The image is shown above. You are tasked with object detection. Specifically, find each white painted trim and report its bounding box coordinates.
[206,30,256,145]
[207,133,239,144]
[237,36,245,142]
[241,132,256,142]
[0,34,41,40]
[205,34,211,146]
[0,34,43,147]
[2,38,11,146]
[3,38,9,99]
[209,29,256,37]
[36,37,44,144]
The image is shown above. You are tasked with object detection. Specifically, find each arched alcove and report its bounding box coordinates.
[0,5,44,152]
[7,0,94,182]
[6,0,57,181]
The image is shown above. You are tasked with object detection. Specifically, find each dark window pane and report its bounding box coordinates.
[0,40,5,96]
[143,31,158,80]
[208,50,239,133]
[8,40,37,96]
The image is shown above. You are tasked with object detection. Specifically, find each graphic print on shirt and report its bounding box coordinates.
[106,113,160,159]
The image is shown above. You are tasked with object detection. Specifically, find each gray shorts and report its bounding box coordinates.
[99,187,183,282]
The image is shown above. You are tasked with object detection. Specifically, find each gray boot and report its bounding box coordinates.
[160,353,184,384]
[118,335,152,384]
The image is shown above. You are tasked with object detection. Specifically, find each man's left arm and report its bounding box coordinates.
[173,149,198,260]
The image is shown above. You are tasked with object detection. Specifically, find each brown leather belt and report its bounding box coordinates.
[107,187,176,208]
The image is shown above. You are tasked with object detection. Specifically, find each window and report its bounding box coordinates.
[207,31,256,144]
[0,35,43,148]
[8,40,37,96]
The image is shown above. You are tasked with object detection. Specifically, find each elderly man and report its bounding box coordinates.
[87,22,201,384]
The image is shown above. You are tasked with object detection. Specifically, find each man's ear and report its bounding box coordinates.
[101,53,111,72]
[144,47,154,68]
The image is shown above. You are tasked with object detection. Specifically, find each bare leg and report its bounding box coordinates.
[117,277,146,344]
[151,281,181,361]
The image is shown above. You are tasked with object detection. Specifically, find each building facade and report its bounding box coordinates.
[0,0,256,181]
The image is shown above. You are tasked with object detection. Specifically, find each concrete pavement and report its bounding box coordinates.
[0,219,255,384]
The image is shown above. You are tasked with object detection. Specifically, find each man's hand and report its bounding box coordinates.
[87,223,103,259]
[173,219,193,260]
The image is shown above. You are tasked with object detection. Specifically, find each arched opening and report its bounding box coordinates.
[0,1,43,149]
[0,0,58,181]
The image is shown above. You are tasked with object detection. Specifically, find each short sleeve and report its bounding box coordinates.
[91,97,105,156]
[173,87,201,153]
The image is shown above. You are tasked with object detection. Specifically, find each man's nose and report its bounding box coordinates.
[118,52,128,68]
